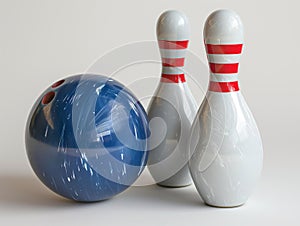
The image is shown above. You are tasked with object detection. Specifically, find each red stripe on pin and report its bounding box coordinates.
[206,44,243,54]
[159,40,189,49]
[161,74,186,83]
[209,81,239,92]
[209,63,239,74]
[162,58,185,67]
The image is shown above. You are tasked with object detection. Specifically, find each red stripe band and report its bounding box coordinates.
[206,44,243,54]
[159,40,189,49]
[161,74,186,83]
[162,58,185,67]
[209,81,239,92]
[209,63,239,74]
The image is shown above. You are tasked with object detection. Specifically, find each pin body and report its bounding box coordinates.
[189,9,263,207]
[147,10,197,187]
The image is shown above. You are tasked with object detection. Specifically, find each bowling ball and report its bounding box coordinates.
[25,74,149,202]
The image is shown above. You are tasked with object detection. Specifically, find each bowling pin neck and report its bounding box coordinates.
[156,10,190,84]
[158,40,188,83]
[203,9,244,93]
[206,43,242,92]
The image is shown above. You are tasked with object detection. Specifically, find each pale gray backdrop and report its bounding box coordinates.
[0,0,299,225]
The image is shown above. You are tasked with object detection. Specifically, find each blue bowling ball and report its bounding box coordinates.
[25,74,149,202]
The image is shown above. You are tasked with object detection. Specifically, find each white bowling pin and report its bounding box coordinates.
[189,9,263,207]
[147,10,197,187]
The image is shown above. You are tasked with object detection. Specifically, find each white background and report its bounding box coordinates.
[0,0,299,225]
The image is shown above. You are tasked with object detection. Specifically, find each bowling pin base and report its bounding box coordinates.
[150,164,193,188]
[204,202,245,208]
[157,182,192,188]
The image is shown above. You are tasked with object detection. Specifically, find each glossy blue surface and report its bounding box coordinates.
[26,74,149,202]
